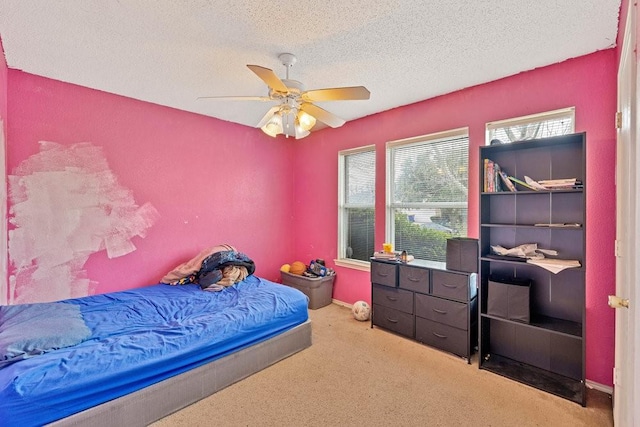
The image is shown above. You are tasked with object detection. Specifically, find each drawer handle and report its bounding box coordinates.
[432,332,447,339]
[385,316,399,323]
[432,308,447,315]
[386,296,398,302]
[377,272,389,277]
[408,276,421,282]
[441,283,458,289]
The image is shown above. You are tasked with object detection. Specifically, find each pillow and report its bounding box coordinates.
[0,302,91,367]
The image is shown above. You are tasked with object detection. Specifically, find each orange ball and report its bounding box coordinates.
[289,261,306,275]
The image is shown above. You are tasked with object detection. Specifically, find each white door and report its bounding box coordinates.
[614,2,639,425]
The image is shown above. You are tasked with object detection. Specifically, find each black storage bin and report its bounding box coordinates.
[446,238,478,273]
[487,278,531,323]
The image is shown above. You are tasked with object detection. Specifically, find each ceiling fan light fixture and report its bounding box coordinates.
[294,122,311,139]
[204,53,369,140]
[261,112,283,137]
[297,110,316,131]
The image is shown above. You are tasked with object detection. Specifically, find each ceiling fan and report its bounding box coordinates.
[199,53,370,139]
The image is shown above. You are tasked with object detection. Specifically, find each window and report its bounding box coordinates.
[486,107,575,144]
[386,129,469,263]
[338,146,375,265]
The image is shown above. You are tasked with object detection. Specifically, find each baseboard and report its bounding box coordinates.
[586,380,613,395]
[331,298,352,308]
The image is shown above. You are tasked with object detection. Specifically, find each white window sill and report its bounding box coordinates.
[334,259,371,272]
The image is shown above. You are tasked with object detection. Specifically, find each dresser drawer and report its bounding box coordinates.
[415,317,467,358]
[432,270,475,302]
[373,304,414,338]
[399,265,429,293]
[415,294,468,330]
[371,261,397,288]
[372,284,413,314]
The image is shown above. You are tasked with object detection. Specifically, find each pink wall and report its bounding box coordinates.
[7,71,297,298]
[1,37,8,305]
[291,50,617,386]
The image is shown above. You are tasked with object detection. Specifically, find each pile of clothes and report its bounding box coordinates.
[161,244,255,292]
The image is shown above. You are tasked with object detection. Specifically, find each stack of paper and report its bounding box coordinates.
[537,178,582,189]
[526,258,581,274]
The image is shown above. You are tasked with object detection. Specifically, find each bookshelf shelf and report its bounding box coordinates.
[480,223,583,229]
[478,133,586,406]
[480,312,582,338]
[478,256,584,271]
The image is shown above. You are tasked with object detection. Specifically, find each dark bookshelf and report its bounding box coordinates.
[478,133,586,406]
[481,354,584,403]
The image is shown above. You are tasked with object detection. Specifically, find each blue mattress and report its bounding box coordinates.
[0,276,309,426]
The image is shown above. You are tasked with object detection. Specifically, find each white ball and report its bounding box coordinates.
[352,300,371,321]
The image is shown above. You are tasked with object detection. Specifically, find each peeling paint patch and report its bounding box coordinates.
[8,141,159,304]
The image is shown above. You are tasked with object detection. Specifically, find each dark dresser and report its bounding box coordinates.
[371,259,477,363]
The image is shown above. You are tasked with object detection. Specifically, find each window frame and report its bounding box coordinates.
[385,127,469,262]
[336,145,376,271]
[485,107,575,145]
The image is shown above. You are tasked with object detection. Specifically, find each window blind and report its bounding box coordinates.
[341,149,375,261]
[388,132,469,262]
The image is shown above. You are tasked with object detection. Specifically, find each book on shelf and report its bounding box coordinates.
[508,176,539,191]
[498,170,517,192]
[483,158,503,192]
[524,176,548,190]
[493,162,502,192]
[483,159,492,192]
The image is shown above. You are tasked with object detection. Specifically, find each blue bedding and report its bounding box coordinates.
[0,302,91,367]
[0,276,309,426]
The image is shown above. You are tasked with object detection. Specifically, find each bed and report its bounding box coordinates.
[0,274,311,426]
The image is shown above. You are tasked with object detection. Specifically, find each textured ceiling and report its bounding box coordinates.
[0,1,622,132]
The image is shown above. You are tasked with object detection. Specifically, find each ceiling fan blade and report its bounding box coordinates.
[300,103,346,128]
[247,65,289,93]
[197,95,273,101]
[256,106,282,128]
[302,86,370,102]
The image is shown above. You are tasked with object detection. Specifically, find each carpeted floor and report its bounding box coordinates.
[152,303,613,427]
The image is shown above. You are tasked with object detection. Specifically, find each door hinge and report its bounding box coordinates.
[614,366,622,387]
[616,111,623,129]
[615,239,622,257]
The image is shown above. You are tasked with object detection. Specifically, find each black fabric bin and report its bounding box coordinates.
[446,238,478,273]
[487,278,531,323]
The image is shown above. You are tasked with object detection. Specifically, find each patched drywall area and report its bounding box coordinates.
[8,141,159,304]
